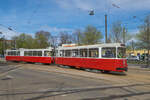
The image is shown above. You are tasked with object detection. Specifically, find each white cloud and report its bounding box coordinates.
[127,29,140,42]
[56,0,105,12]
[129,29,139,34]
[0,26,20,39]
[39,25,73,34]
[0,25,34,39]
[113,0,150,11]
[55,0,150,12]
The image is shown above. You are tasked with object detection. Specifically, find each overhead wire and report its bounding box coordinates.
[27,2,42,25]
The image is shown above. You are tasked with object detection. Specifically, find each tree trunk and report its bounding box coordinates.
[147,48,150,67]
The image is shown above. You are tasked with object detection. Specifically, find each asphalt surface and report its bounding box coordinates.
[0,62,150,100]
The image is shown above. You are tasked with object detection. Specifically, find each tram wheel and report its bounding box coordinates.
[101,70,110,73]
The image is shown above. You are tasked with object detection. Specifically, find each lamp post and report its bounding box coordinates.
[89,9,108,43]
[88,3,120,43]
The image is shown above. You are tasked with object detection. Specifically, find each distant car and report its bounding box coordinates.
[0,54,3,58]
[127,56,140,61]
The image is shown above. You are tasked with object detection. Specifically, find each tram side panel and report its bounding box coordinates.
[115,59,128,71]
[6,56,52,64]
[55,57,127,72]
[5,56,22,62]
[21,56,52,64]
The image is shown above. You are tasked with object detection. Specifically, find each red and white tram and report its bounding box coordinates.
[55,43,128,72]
[5,48,53,64]
[5,43,128,72]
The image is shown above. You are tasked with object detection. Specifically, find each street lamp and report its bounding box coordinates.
[89,9,108,43]
[89,9,94,16]
[88,3,120,43]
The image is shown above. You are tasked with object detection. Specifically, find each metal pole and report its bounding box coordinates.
[14,40,16,49]
[105,14,108,43]
[147,19,150,67]
[123,27,126,44]
[132,40,134,54]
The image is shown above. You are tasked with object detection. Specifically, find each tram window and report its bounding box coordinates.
[15,51,17,56]
[29,51,32,56]
[8,52,11,55]
[24,51,27,56]
[25,51,30,56]
[44,51,51,56]
[80,49,88,57]
[65,50,71,57]
[59,51,62,57]
[10,52,12,55]
[60,50,64,57]
[17,51,20,56]
[10,51,13,55]
[11,51,14,56]
[89,48,99,58]
[55,50,58,57]
[37,51,42,56]
[102,47,116,58]
[72,49,79,57]
[117,47,126,58]
[33,51,37,56]
[14,51,16,56]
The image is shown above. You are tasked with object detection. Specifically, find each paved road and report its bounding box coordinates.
[0,62,150,100]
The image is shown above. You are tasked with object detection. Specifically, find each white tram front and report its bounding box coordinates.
[55,43,127,72]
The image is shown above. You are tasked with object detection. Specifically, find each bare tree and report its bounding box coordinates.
[107,36,112,43]
[137,15,150,67]
[72,29,82,45]
[110,21,131,44]
[111,21,123,43]
[59,31,73,45]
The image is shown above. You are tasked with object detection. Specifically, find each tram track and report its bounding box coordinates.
[0,83,150,99]
[81,91,150,100]
[2,62,150,84]
[16,63,150,85]
[0,62,150,99]
[0,64,22,77]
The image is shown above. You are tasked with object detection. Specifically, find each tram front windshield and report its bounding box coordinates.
[102,47,126,58]
[117,47,126,58]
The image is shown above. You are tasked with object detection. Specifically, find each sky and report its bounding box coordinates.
[0,0,150,39]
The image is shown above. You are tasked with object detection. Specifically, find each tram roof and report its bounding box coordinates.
[6,47,53,51]
[58,43,125,50]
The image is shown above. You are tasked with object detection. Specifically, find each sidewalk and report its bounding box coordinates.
[128,64,150,71]
[0,58,6,63]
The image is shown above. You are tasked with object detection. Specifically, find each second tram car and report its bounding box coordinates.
[5,43,128,72]
[55,43,127,72]
[5,48,53,64]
